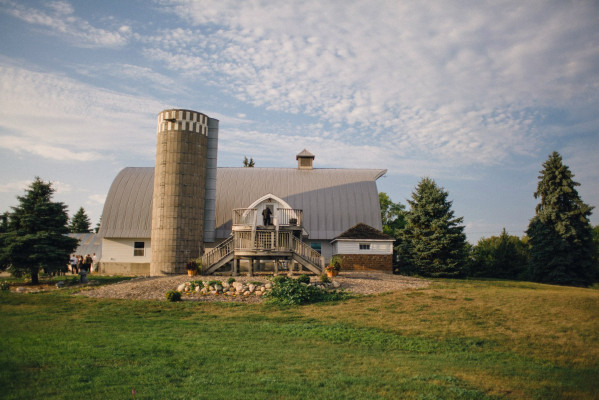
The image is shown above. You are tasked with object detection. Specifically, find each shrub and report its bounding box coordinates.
[297,274,310,284]
[0,281,9,291]
[319,274,331,284]
[227,277,235,285]
[265,276,348,305]
[165,290,182,302]
[207,280,222,287]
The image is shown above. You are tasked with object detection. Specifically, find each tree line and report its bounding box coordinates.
[380,152,598,287]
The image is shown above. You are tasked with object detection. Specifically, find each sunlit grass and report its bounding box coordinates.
[1,278,597,399]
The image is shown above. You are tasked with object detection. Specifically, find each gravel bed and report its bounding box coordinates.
[77,272,429,302]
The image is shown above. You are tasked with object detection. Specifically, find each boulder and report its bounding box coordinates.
[177,283,186,292]
[265,283,273,289]
[55,281,65,288]
[248,284,256,293]
[215,284,223,292]
[332,281,341,288]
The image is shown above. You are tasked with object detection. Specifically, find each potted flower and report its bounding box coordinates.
[325,255,342,278]
[186,259,201,276]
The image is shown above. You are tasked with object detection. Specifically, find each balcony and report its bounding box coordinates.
[232,208,303,228]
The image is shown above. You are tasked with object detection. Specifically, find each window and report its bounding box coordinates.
[134,241,145,256]
[310,242,322,254]
[359,243,371,250]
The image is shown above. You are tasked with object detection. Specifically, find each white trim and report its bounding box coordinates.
[246,193,292,210]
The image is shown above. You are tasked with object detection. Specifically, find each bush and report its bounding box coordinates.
[0,281,9,291]
[297,274,310,284]
[227,277,235,285]
[207,280,222,287]
[265,276,348,305]
[319,274,331,284]
[165,290,182,302]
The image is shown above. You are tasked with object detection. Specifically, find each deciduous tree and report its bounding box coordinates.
[378,192,406,239]
[469,228,529,279]
[526,152,595,286]
[0,178,78,284]
[398,178,468,277]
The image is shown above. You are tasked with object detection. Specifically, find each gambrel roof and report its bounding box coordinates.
[99,166,386,241]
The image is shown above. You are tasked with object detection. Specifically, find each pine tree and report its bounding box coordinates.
[526,152,595,286]
[243,156,255,167]
[0,177,78,284]
[398,178,468,277]
[69,207,92,233]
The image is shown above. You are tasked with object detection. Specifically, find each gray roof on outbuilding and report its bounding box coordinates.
[99,166,386,241]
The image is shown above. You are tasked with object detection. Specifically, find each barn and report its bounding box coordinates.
[97,109,392,276]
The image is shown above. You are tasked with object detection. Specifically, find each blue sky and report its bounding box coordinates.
[0,0,597,242]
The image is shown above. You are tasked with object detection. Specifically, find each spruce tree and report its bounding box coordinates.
[0,178,78,284]
[526,152,595,286]
[69,207,92,233]
[398,178,468,277]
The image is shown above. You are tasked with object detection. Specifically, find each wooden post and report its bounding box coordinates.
[248,258,254,277]
[274,258,279,275]
[232,257,238,277]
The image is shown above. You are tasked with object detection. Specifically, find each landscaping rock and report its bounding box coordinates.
[16,287,26,293]
[332,281,340,288]
[177,283,186,292]
[56,281,65,288]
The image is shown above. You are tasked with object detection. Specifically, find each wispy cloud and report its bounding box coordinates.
[148,0,598,170]
[0,0,131,47]
[0,61,165,161]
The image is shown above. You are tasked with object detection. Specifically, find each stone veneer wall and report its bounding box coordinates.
[339,254,393,272]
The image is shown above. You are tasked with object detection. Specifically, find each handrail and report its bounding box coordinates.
[233,208,257,226]
[291,236,323,271]
[277,209,303,226]
[202,236,234,268]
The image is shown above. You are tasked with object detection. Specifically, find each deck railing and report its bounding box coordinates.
[277,209,303,226]
[232,208,303,227]
[232,208,257,226]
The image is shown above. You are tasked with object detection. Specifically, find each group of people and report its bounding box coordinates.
[69,253,97,274]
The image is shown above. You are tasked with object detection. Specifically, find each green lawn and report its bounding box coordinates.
[1,278,598,399]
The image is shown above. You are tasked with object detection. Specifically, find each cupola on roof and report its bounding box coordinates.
[296,149,315,169]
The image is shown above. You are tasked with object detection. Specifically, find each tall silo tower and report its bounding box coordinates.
[150,109,218,275]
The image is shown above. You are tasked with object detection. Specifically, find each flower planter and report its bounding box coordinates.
[326,270,338,278]
[187,269,197,276]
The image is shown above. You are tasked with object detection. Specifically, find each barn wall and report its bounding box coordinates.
[101,238,151,263]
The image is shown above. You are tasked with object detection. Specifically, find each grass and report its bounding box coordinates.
[0,278,598,399]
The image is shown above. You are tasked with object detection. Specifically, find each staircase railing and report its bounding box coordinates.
[202,236,234,269]
[291,236,324,271]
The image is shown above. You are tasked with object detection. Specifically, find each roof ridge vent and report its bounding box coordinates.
[296,149,315,170]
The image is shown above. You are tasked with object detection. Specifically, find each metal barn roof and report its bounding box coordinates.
[99,167,386,241]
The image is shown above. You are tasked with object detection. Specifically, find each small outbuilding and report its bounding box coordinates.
[331,223,394,272]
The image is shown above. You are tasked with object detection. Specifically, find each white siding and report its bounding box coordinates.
[333,240,393,255]
[102,238,152,263]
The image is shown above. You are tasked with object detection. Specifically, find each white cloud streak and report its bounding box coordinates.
[0,62,165,161]
[0,0,131,47]
[148,0,598,169]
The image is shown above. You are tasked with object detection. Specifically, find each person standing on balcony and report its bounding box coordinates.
[262,207,272,226]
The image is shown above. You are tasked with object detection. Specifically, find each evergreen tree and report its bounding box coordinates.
[526,152,595,286]
[378,192,406,239]
[0,177,78,284]
[398,178,468,277]
[243,156,255,167]
[469,228,528,279]
[69,207,92,233]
